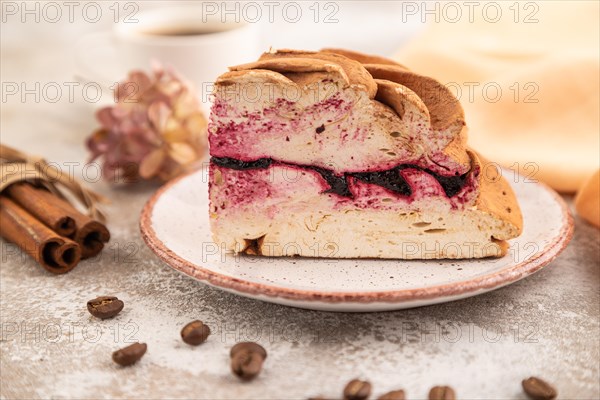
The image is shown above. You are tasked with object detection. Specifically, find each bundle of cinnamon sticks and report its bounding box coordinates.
[0,183,110,274]
[0,144,109,274]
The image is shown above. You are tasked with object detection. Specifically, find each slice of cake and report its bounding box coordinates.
[208,49,522,259]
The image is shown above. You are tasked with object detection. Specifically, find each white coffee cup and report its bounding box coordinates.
[75,6,261,105]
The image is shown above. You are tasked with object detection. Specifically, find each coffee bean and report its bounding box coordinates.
[522,377,557,400]
[378,390,406,400]
[230,342,266,381]
[112,343,147,366]
[180,320,210,345]
[428,386,455,400]
[231,350,264,380]
[87,296,124,319]
[230,342,267,360]
[343,379,372,400]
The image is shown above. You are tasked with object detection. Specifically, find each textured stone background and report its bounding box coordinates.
[1,3,599,399]
[2,190,599,399]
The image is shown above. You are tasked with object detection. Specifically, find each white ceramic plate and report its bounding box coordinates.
[140,166,573,312]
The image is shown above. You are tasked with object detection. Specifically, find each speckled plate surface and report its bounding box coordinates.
[140,166,573,312]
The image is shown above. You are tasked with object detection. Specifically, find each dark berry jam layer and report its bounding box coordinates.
[211,157,470,198]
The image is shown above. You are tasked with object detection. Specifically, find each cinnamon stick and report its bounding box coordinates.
[0,196,81,274]
[69,212,110,259]
[8,184,110,259]
[6,182,76,236]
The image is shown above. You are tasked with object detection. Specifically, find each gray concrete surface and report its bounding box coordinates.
[1,184,599,399]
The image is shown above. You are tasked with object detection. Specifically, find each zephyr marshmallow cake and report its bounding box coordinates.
[208,49,523,259]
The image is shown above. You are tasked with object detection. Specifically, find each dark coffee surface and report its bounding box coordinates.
[141,28,213,37]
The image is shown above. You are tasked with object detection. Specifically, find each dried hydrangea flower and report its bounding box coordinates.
[87,66,207,183]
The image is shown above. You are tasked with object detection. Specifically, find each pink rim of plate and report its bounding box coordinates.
[140,169,574,304]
